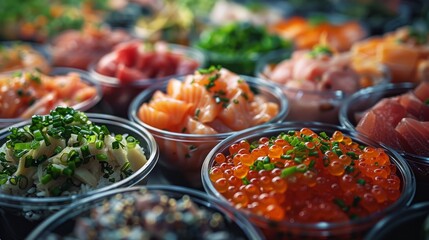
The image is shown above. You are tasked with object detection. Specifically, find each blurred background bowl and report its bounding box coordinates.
[0,113,159,240]
[339,82,429,202]
[256,49,390,124]
[27,185,265,240]
[201,122,415,239]
[0,67,102,129]
[90,43,206,117]
[129,75,288,188]
[364,202,429,240]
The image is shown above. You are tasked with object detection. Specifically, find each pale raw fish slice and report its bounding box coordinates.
[414,81,429,102]
[395,118,429,156]
[398,92,429,121]
[356,110,409,151]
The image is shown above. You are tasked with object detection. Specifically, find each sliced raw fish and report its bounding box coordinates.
[398,92,429,121]
[414,81,429,102]
[395,118,429,156]
[371,98,408,127]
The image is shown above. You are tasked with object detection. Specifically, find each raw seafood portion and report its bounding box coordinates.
[267,45,362,94]
[270,16,366,52]
[356,81,429,156]
[137,66,280,134]
[51,26,133,70]
[352,26,429,83]
[208,128,402,222]
[0,43,50,73]
[58,190,241,239]
[261,44,382,123]
[0,107,148,197]
[95,40,200,83]
[0,70,98,119]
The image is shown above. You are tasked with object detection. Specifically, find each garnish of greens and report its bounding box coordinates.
[0,107,147,197]
[196,22,291,59]
[308,44,334,58]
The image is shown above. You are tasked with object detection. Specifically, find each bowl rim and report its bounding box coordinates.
[0,113,159,208]
[339,82,429,162]
[254,48,391,99]
[0,67,103,128]
[364,201,429,240]
[201,121,416,235]
[88,42,207,87]
[26,185,266,240]
[128,74,290,140]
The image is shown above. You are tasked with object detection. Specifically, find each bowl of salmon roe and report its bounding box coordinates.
[129,67,289,187]
[201,122,415,239]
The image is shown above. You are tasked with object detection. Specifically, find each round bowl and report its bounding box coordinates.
[256,49,390,124]
[339,82,429,201]
[0,67,102,129]
[129,75,289,187]
[90,43,206,117]
[365,202,429,240]
[201,122,415,239]
[0,113,158,240]
[27,185,264,240]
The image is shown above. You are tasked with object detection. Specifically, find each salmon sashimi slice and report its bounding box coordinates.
[218,89,253,131]
[178,82,221,123]
[137,104,171,130]
[182,116,218,134]
[378,42,420,82]
[395,118,429,156]
[250,96,279,125]
[149,98,193,126]
[166,78,184,99]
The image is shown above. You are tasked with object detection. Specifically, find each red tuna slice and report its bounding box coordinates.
[96,52,119,77]
[116,64,147,83]
[356,110,409,151]
[371,98,408,127]
[398,92,429,121]
[114,42,139,67]
[414,81,429,102]
[395,118,429,156]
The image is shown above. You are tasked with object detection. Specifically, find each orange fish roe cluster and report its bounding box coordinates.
[209,128,402,223]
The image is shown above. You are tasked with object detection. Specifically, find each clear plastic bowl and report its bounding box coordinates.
[339,82,429,201]
[27,185,265,240]
[0,113,159,240]
[0,67,103,129]
[201,122,415,239]
[89,43,206,117]
[364,202,429,240]
[255,49,390,124]
[129,75,289,188]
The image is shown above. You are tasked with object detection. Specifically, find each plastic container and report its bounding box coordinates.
[365,202,429,240]
[129,75,289,188]
[0,113,159,240]
[89,43,206,117]
[27,185,264,240]
[0,67,102,129]
[201,122,415,239]
[339,82,429,201]
[255,49,390,124]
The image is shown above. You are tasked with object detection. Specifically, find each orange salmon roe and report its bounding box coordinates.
[209,129,402,223]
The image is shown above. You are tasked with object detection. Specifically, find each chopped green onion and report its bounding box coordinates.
[281,166,297,178]
[96,153,108,161]
[41,174,52,185]
[357,178,366,185]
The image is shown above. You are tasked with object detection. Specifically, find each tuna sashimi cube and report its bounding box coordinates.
[395,118,429,156]
[414,81,429,102]
[398,92,429,121]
